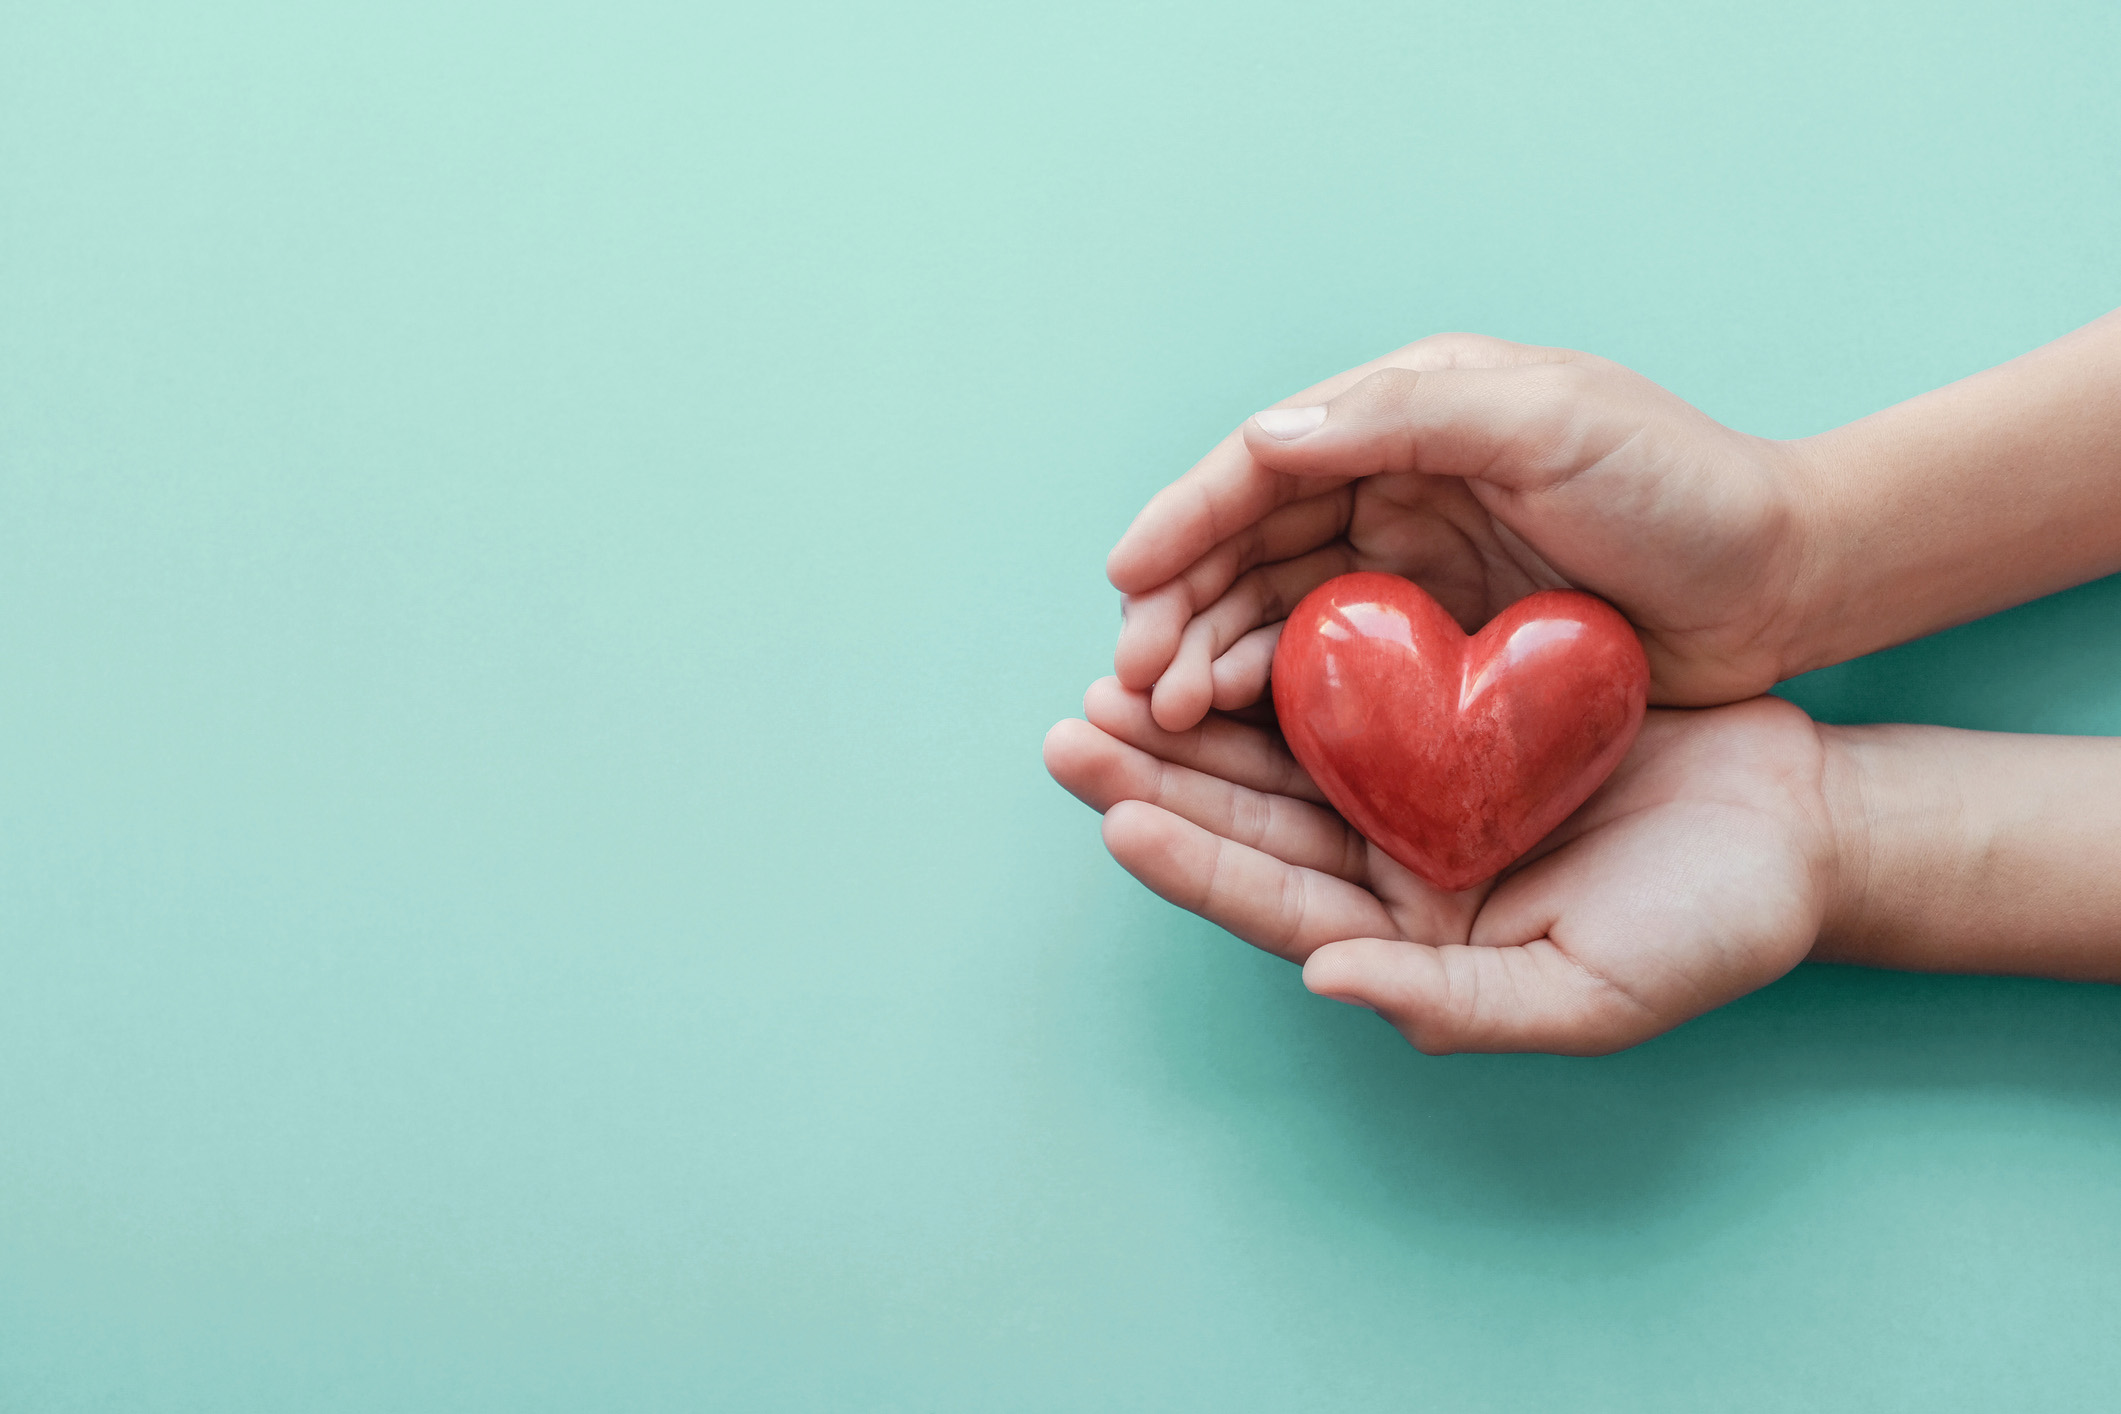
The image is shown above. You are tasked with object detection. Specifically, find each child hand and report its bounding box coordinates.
[1107,334,1820,727]
[1067,311,2121,1051]
[1043,680,1841,1055]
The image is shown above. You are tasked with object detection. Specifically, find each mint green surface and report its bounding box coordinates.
[5,2,2121,1408]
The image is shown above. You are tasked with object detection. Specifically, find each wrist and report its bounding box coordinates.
[1809,722,1880,964]
[1802,723,2121,982]
[1768,428,1871,684]
[1807,723,1983,970]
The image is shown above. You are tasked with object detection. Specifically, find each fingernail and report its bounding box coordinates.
[1251,405,1327,440]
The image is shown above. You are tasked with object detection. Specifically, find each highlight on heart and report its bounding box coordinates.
[1271,572,1647,893]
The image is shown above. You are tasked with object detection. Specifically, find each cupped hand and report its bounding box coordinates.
[1042,678,1842,1055]
[1109,335,1823,727]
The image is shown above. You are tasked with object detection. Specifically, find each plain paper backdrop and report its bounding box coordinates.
[4,2,2120,1408]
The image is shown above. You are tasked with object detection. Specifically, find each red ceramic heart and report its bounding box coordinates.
[1271,572,1649,892]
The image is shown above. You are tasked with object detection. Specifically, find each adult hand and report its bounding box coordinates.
[1043,680,1842,1055]
[1108,335,1821,726]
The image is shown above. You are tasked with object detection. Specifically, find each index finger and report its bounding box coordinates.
[1103,378,1365,596]
[1103,334,1569,595]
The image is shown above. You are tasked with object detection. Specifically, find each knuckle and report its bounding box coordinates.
[1397,332,1499,367]
[1349,366,1424,410]
[1339,830,1367,882]
[1523,359,1606,405]
[1276,868,1310,951]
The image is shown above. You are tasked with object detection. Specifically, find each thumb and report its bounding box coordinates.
[1242,361,1639,493]
[1302,936,1658,1056]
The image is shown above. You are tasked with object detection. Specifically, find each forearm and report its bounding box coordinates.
[1816,724,2121,980]
[1785,308,2121,677]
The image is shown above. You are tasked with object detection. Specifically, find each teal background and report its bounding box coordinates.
[4,1,2120,1408]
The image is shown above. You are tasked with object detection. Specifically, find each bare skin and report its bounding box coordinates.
[1056,308,2121,1054]
[1108,310,2121,726]
[1046,681,1838,1055]
[1817,727,2121,982]
[1046,686,2121,1054]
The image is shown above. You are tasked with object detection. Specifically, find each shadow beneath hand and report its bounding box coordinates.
[1776,572,2121,733]
[1130,905,2121,1260]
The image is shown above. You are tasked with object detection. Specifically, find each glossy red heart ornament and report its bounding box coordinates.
[1271,572,1649,892]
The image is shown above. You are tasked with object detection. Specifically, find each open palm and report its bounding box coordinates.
[1044,678,1837,1055]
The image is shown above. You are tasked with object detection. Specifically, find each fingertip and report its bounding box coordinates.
[1239,422,1294,466]
[1082,675,1136,726]
[1209,623,1281,712]
[1208,672,1253,715]
[1303,939,1460,1049]
[1209,664,1263,714]
[1242,405,1340,471]
[1247,405,1328,442]
[1105,541,1147,594]
[1112,660,1156,693]
[1051,714,1162,814]
[1112,638,1163,693]
[1106,512,1172,595]
[1301,949,1389,1018]
[1300,938,1370,998]
[1042,715,1092,775]
[1042,717,1108,805]
[1099,797,1166,861]
[1113,587,1188,689]
[1149,675,1209,734]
